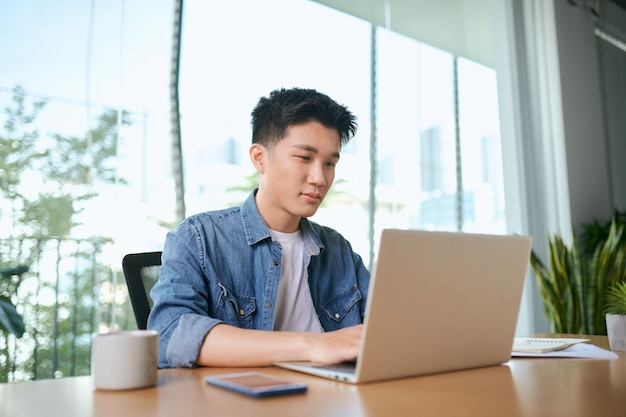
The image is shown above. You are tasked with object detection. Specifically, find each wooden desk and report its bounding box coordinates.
[2,336,625,417]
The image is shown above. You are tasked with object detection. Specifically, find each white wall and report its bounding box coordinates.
[597,1,626,210]
[553,0,613,231]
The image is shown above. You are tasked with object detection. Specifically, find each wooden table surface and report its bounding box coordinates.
[1,334,624,417]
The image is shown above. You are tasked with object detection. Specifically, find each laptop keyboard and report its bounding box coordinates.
[314,361,357,374]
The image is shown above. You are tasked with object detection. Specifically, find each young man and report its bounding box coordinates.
[148,88,370,368]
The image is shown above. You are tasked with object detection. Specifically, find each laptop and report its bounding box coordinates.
[275,229,532,384]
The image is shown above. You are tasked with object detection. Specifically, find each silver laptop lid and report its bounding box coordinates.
[355,229,532,383]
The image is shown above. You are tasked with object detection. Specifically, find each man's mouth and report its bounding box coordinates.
[302,192,322,201]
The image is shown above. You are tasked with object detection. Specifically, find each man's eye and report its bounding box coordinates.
[327,162,336,167]
[297,155,311,161]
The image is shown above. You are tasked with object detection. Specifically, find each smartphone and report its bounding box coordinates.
[204,371,307,398]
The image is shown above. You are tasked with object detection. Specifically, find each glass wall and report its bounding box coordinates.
[1,0,508,381]
[178,0,506,266]
[178,0,374,262]
[1,0,173,382]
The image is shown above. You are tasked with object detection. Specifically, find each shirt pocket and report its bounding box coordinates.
[320,286,362,323]
[214,282,256,329]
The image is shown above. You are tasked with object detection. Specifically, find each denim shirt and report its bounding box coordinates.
[147,190,370,368]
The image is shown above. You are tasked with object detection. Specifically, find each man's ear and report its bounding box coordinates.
[249,143,266,173]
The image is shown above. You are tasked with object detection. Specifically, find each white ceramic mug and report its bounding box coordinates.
[91,330,159,390]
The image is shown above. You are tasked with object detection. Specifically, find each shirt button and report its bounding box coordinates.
[273,260,279,266]
[335,313,340,319]
[239,309,245,316]
[267,302,273,308]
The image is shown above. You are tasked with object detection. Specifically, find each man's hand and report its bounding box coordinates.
[304,324,363,364]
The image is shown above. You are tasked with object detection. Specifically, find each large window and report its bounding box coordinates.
[1,0,173,382]
[178,1,506,266]
[1,0,509,381]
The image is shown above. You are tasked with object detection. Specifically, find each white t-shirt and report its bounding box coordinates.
[270,229,324,333]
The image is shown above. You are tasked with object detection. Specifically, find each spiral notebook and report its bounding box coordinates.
[276,229,533,383]
[512,337,590,353]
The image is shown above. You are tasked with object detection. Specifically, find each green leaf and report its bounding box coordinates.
[0,296,25,338]
[606,282,626,315]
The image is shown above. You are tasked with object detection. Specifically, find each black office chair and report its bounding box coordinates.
[122,251,162,330]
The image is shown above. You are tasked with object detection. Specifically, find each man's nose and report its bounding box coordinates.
[308,164,327,186]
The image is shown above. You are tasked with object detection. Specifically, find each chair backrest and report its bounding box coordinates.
[122,251,162,330]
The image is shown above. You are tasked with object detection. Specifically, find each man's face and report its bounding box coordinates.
[251,121,341,232]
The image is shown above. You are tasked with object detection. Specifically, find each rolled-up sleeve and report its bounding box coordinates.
[147,222,222,368]
[166,313,220,368]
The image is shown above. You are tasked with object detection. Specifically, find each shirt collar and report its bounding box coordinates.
[240,189,324,253]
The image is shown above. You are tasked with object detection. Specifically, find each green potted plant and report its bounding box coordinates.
[605,281,626,351]
[530,217,626,335]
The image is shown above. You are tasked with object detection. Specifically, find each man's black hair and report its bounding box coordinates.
[251,87,357,148]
